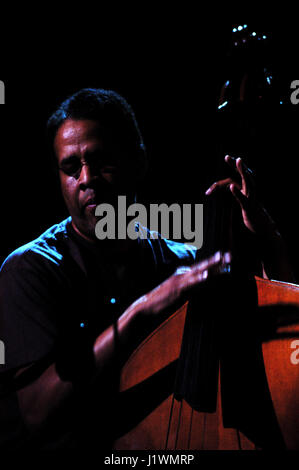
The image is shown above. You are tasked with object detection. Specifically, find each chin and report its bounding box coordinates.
[84,224,98,241]
[73,217,98,242]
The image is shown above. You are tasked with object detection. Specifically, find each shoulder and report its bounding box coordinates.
[138,225,197,270]
[0,218,72,276]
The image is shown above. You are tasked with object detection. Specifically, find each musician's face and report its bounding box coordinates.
[54,118,128,242]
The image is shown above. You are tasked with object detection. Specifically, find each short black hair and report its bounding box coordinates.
[47,88,147,181]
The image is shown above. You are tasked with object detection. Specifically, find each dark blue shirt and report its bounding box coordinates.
[0,217,197,449]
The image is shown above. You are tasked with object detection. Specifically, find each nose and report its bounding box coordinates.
[78,162,97,188]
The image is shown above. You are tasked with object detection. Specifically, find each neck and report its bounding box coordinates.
[71,220,134,255]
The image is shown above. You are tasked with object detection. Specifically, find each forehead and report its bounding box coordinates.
[54,119,104,155]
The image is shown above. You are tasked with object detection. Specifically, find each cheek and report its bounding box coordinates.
[60,178,78,209]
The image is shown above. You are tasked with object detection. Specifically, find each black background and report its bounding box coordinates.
[1,19,299,278]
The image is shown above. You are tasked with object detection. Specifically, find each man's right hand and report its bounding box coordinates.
[128,251,232,319]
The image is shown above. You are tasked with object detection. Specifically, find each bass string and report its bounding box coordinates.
[187,407,194,449]
[174,399,183,449]
[164,393,175,450]
[201,412,207,450]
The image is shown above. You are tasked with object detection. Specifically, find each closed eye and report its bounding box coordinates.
[58,151,121,178]
[59,156,81,177]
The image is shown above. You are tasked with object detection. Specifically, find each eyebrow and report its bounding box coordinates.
[59,155,80,165]
[59,150,103,165]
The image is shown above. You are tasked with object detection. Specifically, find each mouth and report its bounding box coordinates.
[81,187,120,213]
[84,198,97,207]
[82,196,100,214]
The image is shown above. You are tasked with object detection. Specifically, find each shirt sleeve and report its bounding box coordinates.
[0,249,64,373]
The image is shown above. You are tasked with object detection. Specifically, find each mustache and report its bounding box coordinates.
[81,187,126,209]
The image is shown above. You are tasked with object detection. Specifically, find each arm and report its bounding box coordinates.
[205,155,294,283]
[16,252,230,431]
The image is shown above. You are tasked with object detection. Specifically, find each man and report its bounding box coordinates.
[0,88,293,450]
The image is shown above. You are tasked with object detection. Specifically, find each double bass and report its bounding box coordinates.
[113,25,299,450]
[114,277,299,450]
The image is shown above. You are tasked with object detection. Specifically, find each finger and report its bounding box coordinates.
[232,156,255,194]
[238,157,255,194]
[225,155,255,196]
[235,157,249,196]
[235,156,254,178]
[192,251,231,279]
[230,183,249,210]
[225,154,253,177]
[187,260,231,288]
[224,154,237,169]
[195,250,222,270]
[205,178,238,195]
[174,266,192,276]
[182,255,219,287]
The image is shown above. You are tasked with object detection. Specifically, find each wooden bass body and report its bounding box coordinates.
[114,277,299,450]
